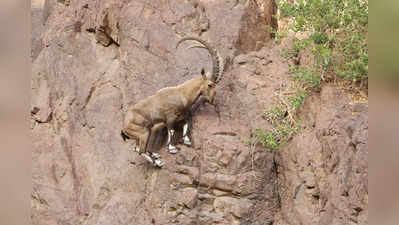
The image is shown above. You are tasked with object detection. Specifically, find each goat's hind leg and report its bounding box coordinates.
[141,152,164,168]
[139,128,164,167]
[124,118,164,167]
[167,129,180,154]
[143,131,165,168]
[148,122,166,160]
[122,123,143,153]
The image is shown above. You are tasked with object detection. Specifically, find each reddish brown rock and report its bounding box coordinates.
[32,1,367,225]
[32,1,279,224]
[177,188,198,209]
[274,86,368,225]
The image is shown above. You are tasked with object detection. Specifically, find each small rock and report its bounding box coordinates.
[213,189,230,196]
[213,197,252,218]
[177,188,198,209]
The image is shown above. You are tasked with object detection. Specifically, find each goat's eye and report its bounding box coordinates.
[208,84,213,88]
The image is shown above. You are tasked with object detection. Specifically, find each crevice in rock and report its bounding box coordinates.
[81,80,112,111]
[95,26,120,47]
[272,152,282,210]
[32,187,49,206]
[60,137,83,216]
[31,107,53,124]
[58,0,71,6]
[212,131,237,136]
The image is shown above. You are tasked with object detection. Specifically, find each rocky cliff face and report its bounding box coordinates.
[274,86,368,225]
[31,1,367,225]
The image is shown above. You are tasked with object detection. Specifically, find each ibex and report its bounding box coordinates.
[121,37,223,167]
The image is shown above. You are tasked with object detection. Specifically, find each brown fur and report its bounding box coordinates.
[121,37,222,157]
[122,70,215,153]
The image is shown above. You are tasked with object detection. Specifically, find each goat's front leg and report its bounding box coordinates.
[182,122,192,146]
[167,129,180,154]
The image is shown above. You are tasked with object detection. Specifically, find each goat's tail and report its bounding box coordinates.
[121,130,130,142]
[176,37,224,83]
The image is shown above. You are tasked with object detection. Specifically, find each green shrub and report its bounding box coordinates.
[289,89,307,110]
[278,0,368,85]
[247,106,301,151]
[291,65,321,90]
[249,0,368,151]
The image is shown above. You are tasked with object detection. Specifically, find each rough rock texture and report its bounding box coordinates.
[31,0,368,225]
[274,87,368,225]
[31,1,280,225]
[31,0,45,61]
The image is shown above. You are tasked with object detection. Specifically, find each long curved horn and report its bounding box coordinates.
[176,37,223,83]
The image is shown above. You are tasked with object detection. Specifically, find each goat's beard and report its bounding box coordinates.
[208,98,216,106]
[196,96,214,107]
[205,96,214,105]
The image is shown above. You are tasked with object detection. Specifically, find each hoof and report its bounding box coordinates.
[183,140,192,146]
[150,152,161,159]
[183,136,192,146]
[168,146,180,154]
[153,159,165,168]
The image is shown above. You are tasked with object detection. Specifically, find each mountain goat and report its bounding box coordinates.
[121,37,223,167]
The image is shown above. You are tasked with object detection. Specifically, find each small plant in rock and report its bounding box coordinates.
[267,24,288,44]
[265,106,287,123]
[291,65,321,91]
[247,106,301,151]
[289,89,307,110]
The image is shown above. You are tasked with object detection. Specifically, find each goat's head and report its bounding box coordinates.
[199,68,216,104]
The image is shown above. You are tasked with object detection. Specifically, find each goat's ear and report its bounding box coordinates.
[201,68,206,79]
